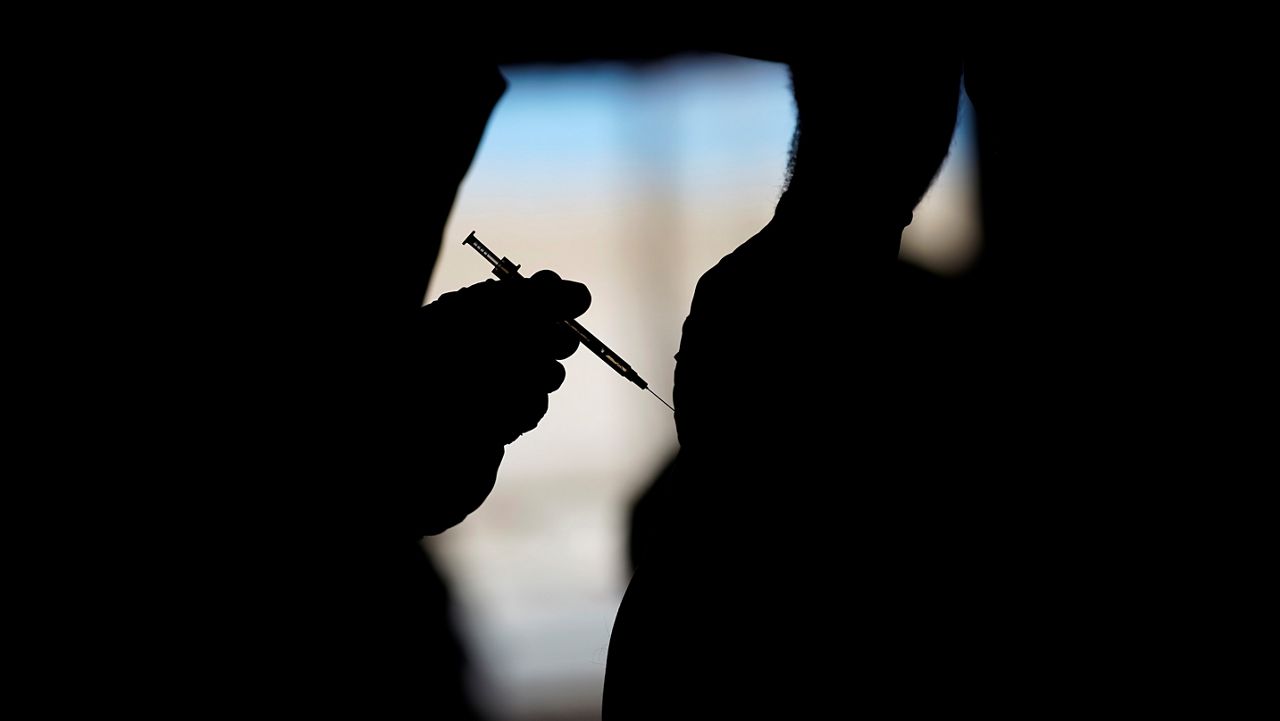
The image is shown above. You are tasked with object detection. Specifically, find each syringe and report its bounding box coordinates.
[462,231,674,412]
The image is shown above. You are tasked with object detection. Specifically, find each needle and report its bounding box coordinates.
[463,231,674,413]
[647,387,675,412]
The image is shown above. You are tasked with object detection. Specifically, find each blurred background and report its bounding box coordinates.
[425,53,979,721]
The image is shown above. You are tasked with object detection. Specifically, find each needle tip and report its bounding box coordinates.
[647,387,675,412]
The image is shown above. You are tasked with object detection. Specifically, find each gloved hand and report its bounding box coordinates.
[414,270,590,534]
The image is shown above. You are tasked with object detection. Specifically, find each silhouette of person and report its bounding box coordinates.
[218,56,591,718]
[600,45,968,718]
[321,60,591,718]
[602,27,1232,715]
[61,40,596,717]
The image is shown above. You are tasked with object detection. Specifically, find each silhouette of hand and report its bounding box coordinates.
[423,269,590,441]
[413,270,590,533]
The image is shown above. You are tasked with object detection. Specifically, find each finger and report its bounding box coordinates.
[498,392,549,444]
[539,322,581,360]
[501,349,563,386]
[491,320,576,364]
[525,270,592,321]
[538,360,567,393]
[446,272,590,325]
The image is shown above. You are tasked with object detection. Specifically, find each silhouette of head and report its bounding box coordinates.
[783,52,962,225]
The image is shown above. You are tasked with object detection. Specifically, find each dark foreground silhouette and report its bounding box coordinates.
[167,58,591,717]
[605,38,1232,717]
[80,23,1250,719]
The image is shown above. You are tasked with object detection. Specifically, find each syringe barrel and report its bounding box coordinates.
[463,231,649,391]
[561,319,647,389]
